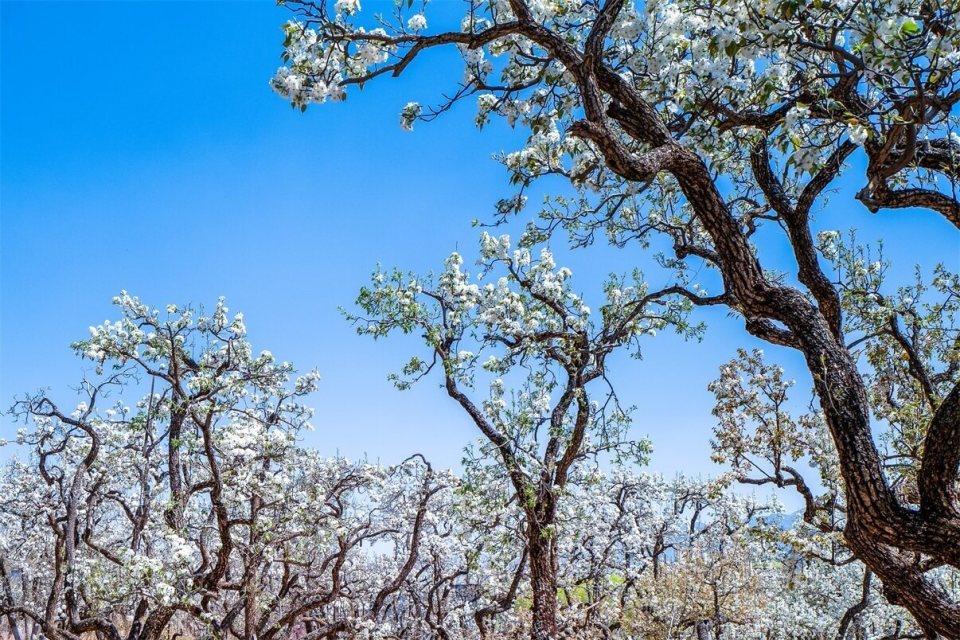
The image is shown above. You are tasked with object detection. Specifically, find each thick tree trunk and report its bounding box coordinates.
[601,108,960,636]
[527,526,558,640]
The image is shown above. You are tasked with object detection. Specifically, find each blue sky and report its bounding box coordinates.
[2,1,957,485]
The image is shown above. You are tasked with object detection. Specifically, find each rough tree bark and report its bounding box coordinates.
[527,523,559,640]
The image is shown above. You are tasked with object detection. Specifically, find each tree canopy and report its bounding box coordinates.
[268,0,960,636]
[3,0,960,638]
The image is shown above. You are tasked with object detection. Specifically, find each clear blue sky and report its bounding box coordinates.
[2,1,957,483]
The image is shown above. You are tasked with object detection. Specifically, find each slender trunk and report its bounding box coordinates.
[695,621,711,640]
[527,524,558,640]
[124,600,148,640]
[245,492,261,639]
[475,547,527,640]
[0,559,23,640]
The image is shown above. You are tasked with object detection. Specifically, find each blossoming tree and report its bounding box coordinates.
[272,0,960,634]
[1,293,931,639]
[0,295,457,640]
[348,234,698,638]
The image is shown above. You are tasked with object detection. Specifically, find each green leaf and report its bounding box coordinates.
[900,19,921,37]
